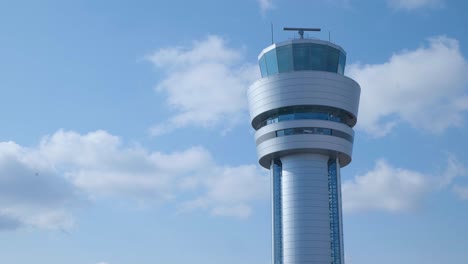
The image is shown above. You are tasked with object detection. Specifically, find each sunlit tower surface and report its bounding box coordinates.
[247,28,361,264]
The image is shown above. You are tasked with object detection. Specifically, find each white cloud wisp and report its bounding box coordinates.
[347,36,468,137]
[178,164,268,219]
[453,185,468,200]
[342,156,466,213]
[258,0,275,13]
[147,35,259,136]
[387,0,444,10]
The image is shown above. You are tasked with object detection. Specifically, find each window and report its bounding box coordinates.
[255,105,351,130]
[292,44,311,71]
[276,44,293,73]
[265,49,278,75]
[259,56,268,77]
[309,44,327,71]
[326,47,340,73]
[272,160,283,264]
[328,159,342,264]
[265,127,353,143]
[258,43,347,77]
[278,113,294,121]
[338,52,346,75]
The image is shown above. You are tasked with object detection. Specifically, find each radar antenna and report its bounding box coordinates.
[283,27,321,39]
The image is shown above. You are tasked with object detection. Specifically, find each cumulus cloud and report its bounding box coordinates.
[41,130,269,218]
[342,156,465,213]
[387,0,444,10]
[38,130,213,202]
[146,35,259,136]
[0,130,268,230]
[0,141,79,230]
[178,165,268,219]
[347,36,468,136]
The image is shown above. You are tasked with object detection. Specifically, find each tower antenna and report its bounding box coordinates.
[283,27,321,39]
[271,22,274,44]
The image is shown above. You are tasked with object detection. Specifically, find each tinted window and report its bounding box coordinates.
[258,43,347,77]
[276,45,293,73]
[259,56,268,77]
[338,52,346,75]
[257,127,353,145]
[265,49,278,75]
[326,47,340,73]
[292,44,311,71]
[309,44,327,71]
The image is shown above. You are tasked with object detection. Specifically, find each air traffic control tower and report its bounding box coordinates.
[247,28,361,264]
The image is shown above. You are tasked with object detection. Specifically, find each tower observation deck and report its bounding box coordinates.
[247,28,361,264]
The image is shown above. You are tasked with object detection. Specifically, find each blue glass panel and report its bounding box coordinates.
[267,118,278,125]
[276,45,293,73]
[338,52,346,75]
[328,159,342,264]
[309,44,327,71]
[278,113,294,121]
[272,160,283,264]
[326,47,340,73]
[264,127,353,143]
[329,114,342,122]
[255,105,352,130]
[293,44,312,71]
[294,112,308,119]
[259,55,268,77]
[284,128,294,135]
[261,43,346,76]
[265,49,279,75]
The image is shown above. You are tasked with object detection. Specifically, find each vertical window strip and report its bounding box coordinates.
[272,160,283,264]
[328,159,341,264]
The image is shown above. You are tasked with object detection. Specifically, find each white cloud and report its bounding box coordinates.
[0,130,268,230]
[39,130,269,215]
[342,160,428,213]
[146,35,259,136]
[0,141,79,230]
[258,0,274,13]
[453,185,468,200]
[342,156,465,213]
[37,130,213,202]
[178,165,269,219]
[387,0,444,10]
[347,36,468,136]
[438,154,467,187]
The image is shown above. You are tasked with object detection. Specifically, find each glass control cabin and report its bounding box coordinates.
[258,39,347,78]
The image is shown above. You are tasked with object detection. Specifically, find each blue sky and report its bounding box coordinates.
[1,0,468,263]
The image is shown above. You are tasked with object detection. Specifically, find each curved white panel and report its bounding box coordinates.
[256,134,353,168]
[248,71,361,125]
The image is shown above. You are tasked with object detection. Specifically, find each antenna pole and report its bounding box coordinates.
[271,22,274,44]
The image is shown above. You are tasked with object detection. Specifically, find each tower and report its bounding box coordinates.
[247,28,361,264]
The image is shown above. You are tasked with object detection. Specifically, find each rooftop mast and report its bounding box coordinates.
[283,27,321,39]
